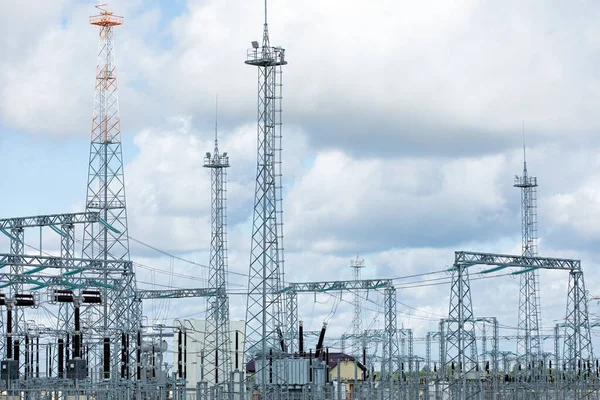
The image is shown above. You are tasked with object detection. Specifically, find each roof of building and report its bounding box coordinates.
[246,352,367,373]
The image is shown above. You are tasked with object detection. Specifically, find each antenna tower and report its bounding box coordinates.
[244,0,288,395]
[82,4,140,380]
[514,132,542,379]
[203,99,232,394]
[350,254,365,357]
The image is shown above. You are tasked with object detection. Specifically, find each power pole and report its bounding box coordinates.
[204,100,232,395]
[244,0,288,396]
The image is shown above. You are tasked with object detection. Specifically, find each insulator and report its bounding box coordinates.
[326,347,330,383]
[15,293,35,307]
[58,339,64,378]
[177,329,182,379]
[14,340,20,364]
[53,290,74,303]
[136,331,141,380]
[103,337,110,379]
[121,332,127,379]
[235,330,239,370]
[298,322,304,355]
[82,290,102,304]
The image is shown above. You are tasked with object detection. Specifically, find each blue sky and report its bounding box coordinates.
[2,0,600,366]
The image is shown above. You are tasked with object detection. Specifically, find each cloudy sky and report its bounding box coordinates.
[2,0,600,365]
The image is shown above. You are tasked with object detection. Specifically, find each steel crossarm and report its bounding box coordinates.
[282,278,392,293]
[0,253,132,272]
[455,251,580,270]
[136,288,217,300]
[0,212,100,229]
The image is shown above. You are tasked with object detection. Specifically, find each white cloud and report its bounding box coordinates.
[285,150,510,253]
[5,0,600,155]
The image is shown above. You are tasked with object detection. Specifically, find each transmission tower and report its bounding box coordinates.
[444,263,480,399]
[350,254,365,357]
[514,137,542,375]
[82,4,139,380]
[203,101,232,392]
[244,0,288,394]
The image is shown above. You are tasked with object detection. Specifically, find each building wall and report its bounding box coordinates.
[173,319,246,389]
[330,360,364,382]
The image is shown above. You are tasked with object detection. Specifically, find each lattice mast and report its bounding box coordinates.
[203,100,232,389]
[350,255,365,357]
[244,0,287,392]
[444,263,480,399]
[514,137,542,373]
[83,4,138,380]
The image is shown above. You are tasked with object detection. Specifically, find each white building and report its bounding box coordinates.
[173,319,245,389]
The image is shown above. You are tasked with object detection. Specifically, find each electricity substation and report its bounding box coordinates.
[0,3,597,400]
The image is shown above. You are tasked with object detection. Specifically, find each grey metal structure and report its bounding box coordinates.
[83,4,140,381]
[283,279,399,399]
[514,147,542,379]
[447,250,593,399]
[350,255,365,359]
[382,286,400,400]
[244,0,288,396]
[0,212,98,363]
[136,288,217,300]
[444,261,480,400]
[563,269,594,396]
[203,111,232,393]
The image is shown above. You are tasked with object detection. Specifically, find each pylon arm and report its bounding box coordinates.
[282,278,392,293]
[136,288,218,300]
[0,253,132,272]
[0,212,99,230]
[455,251,580,270]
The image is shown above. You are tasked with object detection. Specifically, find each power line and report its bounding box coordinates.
[128,236,249,278]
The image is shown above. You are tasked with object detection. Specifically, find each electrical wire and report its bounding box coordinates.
[128,236,248,278]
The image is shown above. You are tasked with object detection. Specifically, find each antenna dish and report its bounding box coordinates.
[252,41,259,49]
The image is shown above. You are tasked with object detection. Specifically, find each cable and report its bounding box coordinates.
[390,269,448,281]
[128,236,248,278]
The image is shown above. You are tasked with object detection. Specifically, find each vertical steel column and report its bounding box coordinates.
[426,332,432,400]
[350,256,365,358]
[554,324,560,399]
[514,154,542,387]
[244,3,288,398]
[85,5,138,381]
[562,269,593,397]
[286,290,298,354]
[204,121,232,393]
[10,228,24,374]
[57,223,75,373]
[382,287,399,400]
[444,263,480,400]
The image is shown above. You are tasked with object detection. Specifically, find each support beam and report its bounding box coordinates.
[136,288,217,300]
[455,251,580,271]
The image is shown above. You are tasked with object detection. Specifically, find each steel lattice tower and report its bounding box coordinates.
[244,0,287,394]
[514,144,542,375]
[203,108,232,391]
[350,255,365,357]
[9,229,24,370]
[444,263,481,399]
[563,270,594,394]
[82,4,139,380]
